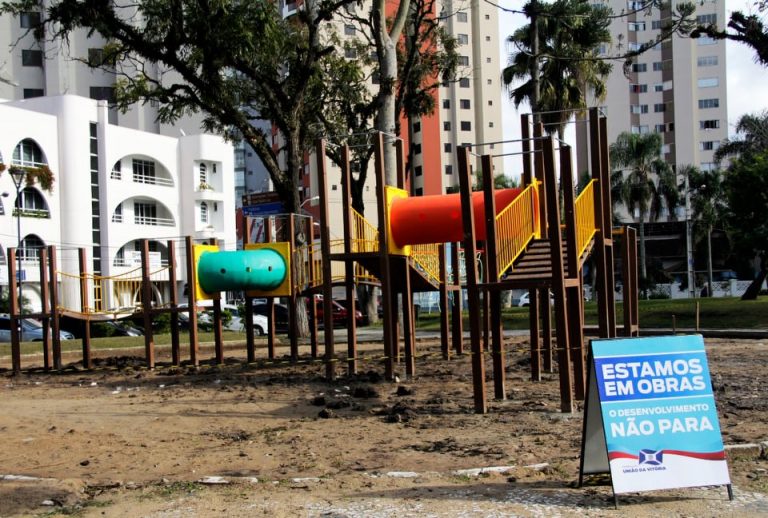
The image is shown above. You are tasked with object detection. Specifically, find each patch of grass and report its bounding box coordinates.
[34,499,112,517]
[416,296,768,331]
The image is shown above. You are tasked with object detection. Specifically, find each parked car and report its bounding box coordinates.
[252,302,290,333]
[312,296,363,328]
[0,314,75,342]
[335,299,369,326]
[95,320,144,337]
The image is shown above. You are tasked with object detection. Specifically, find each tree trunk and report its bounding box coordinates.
[376,37,399,186]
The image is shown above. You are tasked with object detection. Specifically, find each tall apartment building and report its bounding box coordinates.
[578,0,728,177]
[575,0,728,283]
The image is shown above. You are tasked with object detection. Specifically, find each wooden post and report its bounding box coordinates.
[600,115,617,337]
[521,114,532,187]
[316,139,336,380]
[184,236,199,366]
[371,134,396,380]
[140,241,155,369]
[48,246,62,370]
[529,289,541,381]
[39,247,51,370]
[210,237,224,365]
[402,258,415,378]
[341,143,358,374]
[590,108,612,339]
[242,214,256,363]
[542,136,574,413]
[8,248,21,373]
[307,217,318,359]
[481,154,505,400]
[541,290,552,373]
[287,216,298,362]
[438,244,450,360]
[79,248,93,369]
[561,144,586,400]
[457,146,487,414]
[450,243,463,355]
[168,240,180,366]
[621,226,639,336]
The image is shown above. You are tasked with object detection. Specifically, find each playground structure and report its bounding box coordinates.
[4,107,639,414]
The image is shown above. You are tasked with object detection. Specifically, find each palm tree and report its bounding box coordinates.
[610,132,680,282]
[685,166,727,297]
[502,0,611,139]
[715,110,768,163]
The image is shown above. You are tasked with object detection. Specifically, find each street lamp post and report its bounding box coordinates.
[9,167,26,312]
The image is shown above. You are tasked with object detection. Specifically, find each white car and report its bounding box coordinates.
[516,291,555,307]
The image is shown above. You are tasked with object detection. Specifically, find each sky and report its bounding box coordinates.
[497,0,768,161]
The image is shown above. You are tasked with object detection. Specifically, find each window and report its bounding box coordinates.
[654,83,663,92]
[487,79,492,85]
[414,143,422,155]
[415,188,423,196]
[90,86,116,103]
[443,121,451,131]
[699,98,719,109]
[134,202,157,225]
[651,20,663,30]
[628,42,642,51]
[445,164,453,175]
[23,88,44,99]
[12,139,45,167]
[87,48,114,67]
[485,14,489,19]
[459,78,470,88]
[344,24,355,35]
[344,47,357,59]
[662,144,671,154]
[442,99,450,109]
[654,103,666,113]
[628,21,646,31]
[697,56,718,67]
[654,124,666,133]
[199,163,208,186]
[20,11,41,28]
[457,34,469,45]
[485,36,491,41]
[413,166,422,177]
[371,72,380,85]
[627,1,644,9]
[630,104,648,114]
[20,235,45,262]
[444,143,452,153]
[698,77,718,88]
[663,80,673,91]
[200,202,209,223]
[460,99,470,109]
[630,84,647,93]
[21,49,43,67]
[700,119,720,130]
[458,55,469,66]
[632,63,647,72]
[701,162,716,172]
[486,57,491,63]
[697,36,717,45]
[696,14,717,25]
[489,122,494,128]
[457,11,467,22]
[460,121,471,131]
[700,141,720,151]
[631,125,649,134]
[132,159,156,182]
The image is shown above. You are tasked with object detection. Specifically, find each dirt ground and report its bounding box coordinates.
[1,336,767,517]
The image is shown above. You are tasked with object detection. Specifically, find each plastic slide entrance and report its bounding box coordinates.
[195,245,290,297]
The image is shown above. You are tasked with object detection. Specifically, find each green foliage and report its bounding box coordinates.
[0,290,32,313]
[715,111,768,163]
[503,0,612,137]
[692,9,768,67]
[723,150,768,260]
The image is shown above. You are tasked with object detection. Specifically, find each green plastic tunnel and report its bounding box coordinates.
[198,248,287,294]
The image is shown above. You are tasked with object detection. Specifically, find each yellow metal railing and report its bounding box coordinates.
[351,209,379,253]
[57,265,169,315]
[574,179,598,259]
[496,182,541,276]
[411,243,441,284]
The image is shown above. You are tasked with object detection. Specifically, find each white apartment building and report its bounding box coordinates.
[0,95,236,312]
[578,0,728,180]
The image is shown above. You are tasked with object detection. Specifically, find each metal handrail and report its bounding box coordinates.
[411,243,441,284]
[351,209,379,253]
[495,182,541,276]
[574,179,598,259]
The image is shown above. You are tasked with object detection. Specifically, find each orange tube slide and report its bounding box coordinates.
[390,188,525,247]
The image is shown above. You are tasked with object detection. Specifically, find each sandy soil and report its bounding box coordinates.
[1,336,767,517]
